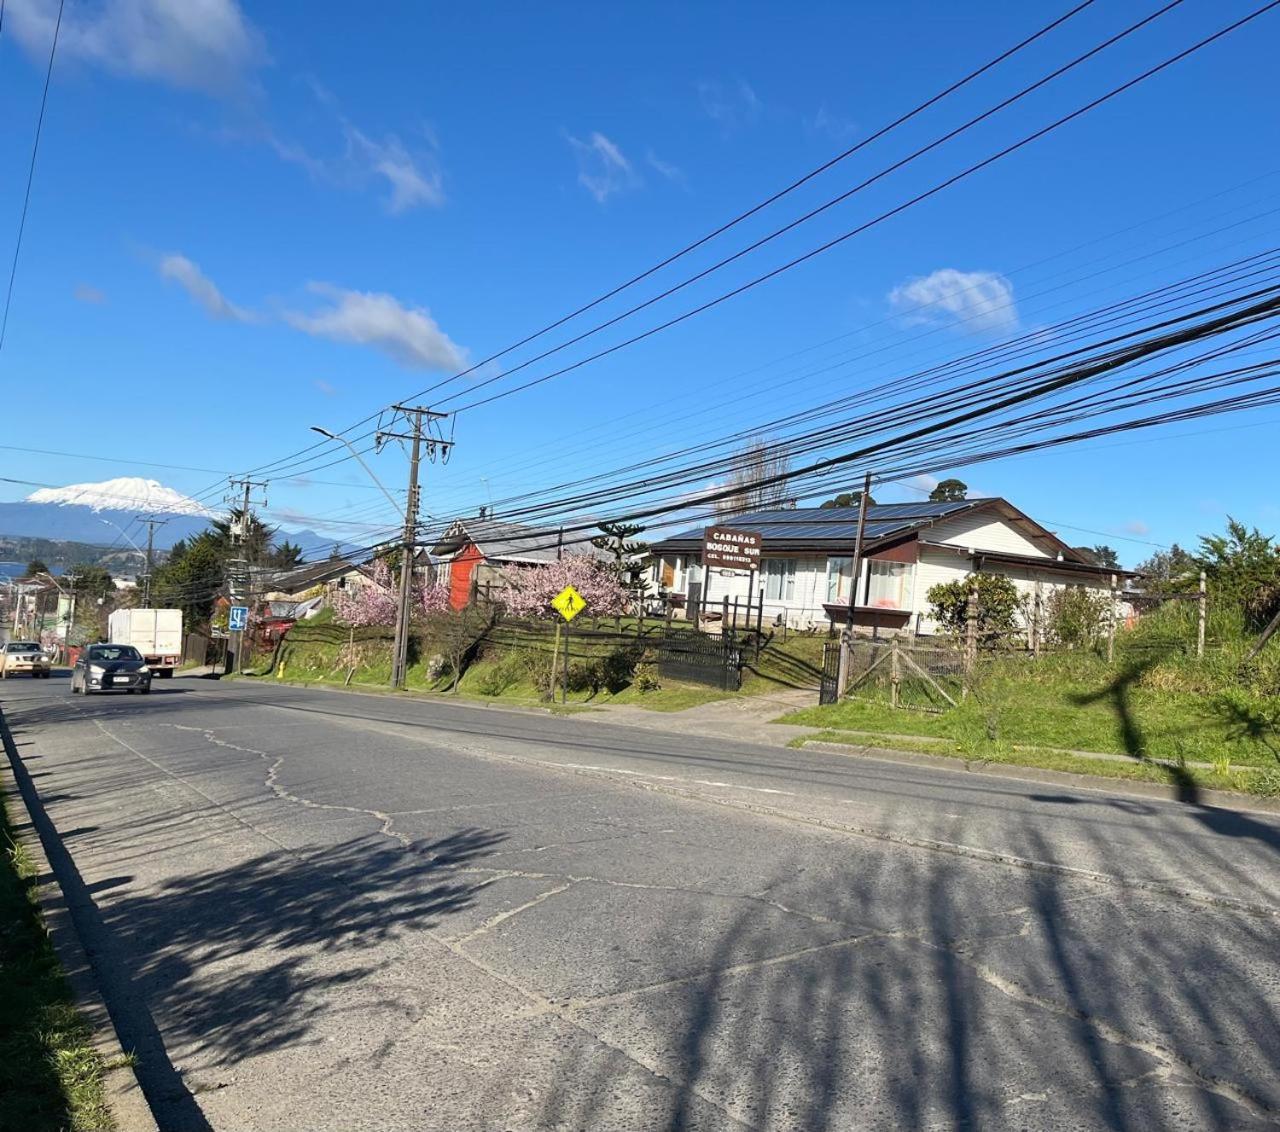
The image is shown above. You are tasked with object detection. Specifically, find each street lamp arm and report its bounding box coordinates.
[310,426,406,523]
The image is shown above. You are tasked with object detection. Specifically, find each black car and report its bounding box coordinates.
[71,644,153,696]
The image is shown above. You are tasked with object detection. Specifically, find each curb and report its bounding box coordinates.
[799,738,1280,816]
[0,705,160,1132]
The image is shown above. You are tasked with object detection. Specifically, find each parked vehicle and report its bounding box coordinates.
[107,608,182,677]
[71,644,152,695]
[0,641,52,678]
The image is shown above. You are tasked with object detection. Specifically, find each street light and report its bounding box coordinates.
[310,426,406,522]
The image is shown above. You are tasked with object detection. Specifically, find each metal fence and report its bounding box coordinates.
[654,629,742,691]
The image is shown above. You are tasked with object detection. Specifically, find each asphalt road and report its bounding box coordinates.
[2,671,1278,1131]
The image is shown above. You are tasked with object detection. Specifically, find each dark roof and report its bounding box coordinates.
[650,498,1089,562]
[266,557,366,593]
[430,517,603,564]
[652,499,988,550]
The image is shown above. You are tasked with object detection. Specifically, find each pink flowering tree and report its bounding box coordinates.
[332,560,453,626]
[498,553,628,619]
[419,578,451,616]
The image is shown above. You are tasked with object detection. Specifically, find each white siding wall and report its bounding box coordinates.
[913,548,1115,636]
[929,512,1052,557]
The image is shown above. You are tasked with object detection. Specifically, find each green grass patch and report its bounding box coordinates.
[793,729,1280,799]
[0,794,114,1131]
[264,617,826,713]
[780,654,1280,771]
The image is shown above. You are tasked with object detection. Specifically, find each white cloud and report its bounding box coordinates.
[158,253,256,322]
[646,150,685,186]
[6,0,264,96]
[888,268,1018,334]
[698,79,761,131]
[906,473,939,495]
[73,283,106,305]
[1123,520,1151,537]
[314,379,337,396]
[806,103,857,141]
[342,124,444,213]
[567,132,636,203]
[284,284,466,371]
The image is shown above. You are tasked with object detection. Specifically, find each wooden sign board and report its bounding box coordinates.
[703,526,762,572]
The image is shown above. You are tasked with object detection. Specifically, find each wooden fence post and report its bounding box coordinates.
[1197,569,1207,658]
[964,583,978,676]
[1107,573,1117,663]
[1031,580,1042,658]
[890,637,901,709]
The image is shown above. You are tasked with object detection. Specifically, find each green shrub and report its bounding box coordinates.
[927,573,1024,645]
[1045,585,1110,649]
[473,654,524,696]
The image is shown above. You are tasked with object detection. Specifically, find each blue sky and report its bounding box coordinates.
[1,0,1278,566]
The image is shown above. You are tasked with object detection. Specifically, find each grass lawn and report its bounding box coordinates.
[779,645,1280,798]
[264,619,827,713]
[0,792,114,1131]
[793,729,1280,798]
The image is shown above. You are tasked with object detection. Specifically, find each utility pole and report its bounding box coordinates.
[140,516,168,607]
[377,405,452,688]
[227,478,268,675]
[836,472,873,697]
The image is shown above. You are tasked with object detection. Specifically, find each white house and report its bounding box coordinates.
[646,498,1127,635]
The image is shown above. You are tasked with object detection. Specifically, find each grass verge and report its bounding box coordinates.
[0,790,113,1131]
[790,729,1280,799]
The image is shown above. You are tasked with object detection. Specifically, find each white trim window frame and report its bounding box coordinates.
[762,558,796,601]
[826,556,854,603]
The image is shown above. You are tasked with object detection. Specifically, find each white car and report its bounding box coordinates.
[1,641,52,678]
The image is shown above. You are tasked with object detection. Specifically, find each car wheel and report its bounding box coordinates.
[139,686,151,695]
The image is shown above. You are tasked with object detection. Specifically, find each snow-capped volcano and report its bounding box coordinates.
[26,477,213,517]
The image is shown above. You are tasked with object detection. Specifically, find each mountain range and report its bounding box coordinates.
[0,477,357,563]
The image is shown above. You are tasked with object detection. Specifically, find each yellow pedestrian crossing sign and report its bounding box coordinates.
[551,585,586,622]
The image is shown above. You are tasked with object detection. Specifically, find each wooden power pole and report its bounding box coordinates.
[378,405,452,688]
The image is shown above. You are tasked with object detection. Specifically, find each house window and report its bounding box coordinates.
[866,560,910,608]
[826,556,855,603]
[659,558,674,588]
[763,558,796,601]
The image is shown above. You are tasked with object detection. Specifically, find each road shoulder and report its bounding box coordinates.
[0,704,159,1132]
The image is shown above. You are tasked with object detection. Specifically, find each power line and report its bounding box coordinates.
[446,1,1280,417]
[0,0,63,357]
[208,0,1105,490]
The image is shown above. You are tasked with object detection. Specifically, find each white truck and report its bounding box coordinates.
[107,608,182,678]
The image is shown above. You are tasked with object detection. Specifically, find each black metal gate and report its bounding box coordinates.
[656,629,742,691]
[818,640,842,705]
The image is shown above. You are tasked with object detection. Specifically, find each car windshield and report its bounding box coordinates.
[88,646,142,662]
[6,642,40,653]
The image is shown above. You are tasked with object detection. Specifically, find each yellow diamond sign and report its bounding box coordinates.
[551,585,586,622]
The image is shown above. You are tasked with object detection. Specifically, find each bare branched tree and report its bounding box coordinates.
[715,438,791,515]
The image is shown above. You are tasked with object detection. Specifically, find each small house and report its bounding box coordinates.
[647,497,1128,634]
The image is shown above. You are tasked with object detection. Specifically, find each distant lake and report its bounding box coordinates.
[0,562,64,580]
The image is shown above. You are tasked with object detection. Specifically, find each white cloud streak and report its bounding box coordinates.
[567,131,636,203]
[159,253,257,322]
[73,283,106,305]
[342,124,445,213]
[698,79,761,131]
[888,268,1018,334]
[1123,520,1151,536]
[6,0,264,96]
[646,150,685,186]
[284,284,466,371]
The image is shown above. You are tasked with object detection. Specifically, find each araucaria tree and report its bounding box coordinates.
[499,554,628,619]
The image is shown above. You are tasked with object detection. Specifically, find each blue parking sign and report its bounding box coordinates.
[229,605,249,632]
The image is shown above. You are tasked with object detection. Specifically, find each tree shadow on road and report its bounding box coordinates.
[102,830,505,1068]
[530,826,1280,1131]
